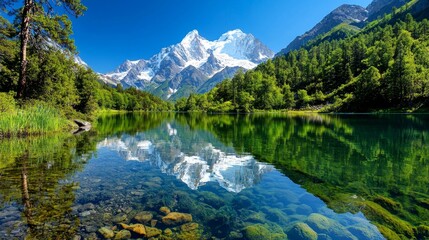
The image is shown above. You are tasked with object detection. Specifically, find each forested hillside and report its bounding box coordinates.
[0,15,171,119]
[176,14,429,112]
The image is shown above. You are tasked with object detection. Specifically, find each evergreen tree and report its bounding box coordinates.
[3,0,87,98]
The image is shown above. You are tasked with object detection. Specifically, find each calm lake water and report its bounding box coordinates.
[0,113,428,240]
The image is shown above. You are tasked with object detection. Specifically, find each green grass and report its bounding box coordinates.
[0,105,68,137]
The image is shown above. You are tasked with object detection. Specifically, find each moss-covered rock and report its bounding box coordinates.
[119,223,146,235]
[243,224,271,240]
[112,214,128,223]
[134,211,153,223]
[162,212,193,226]
[199,191,225,209]
[261,206,290,226]
[145,226,162,238]
[228,231,243,239]
[160,206,171,215]
[98,227,114,239]
[164,228,173,236]
[373,196,402,212]
[244,211,266,223]
[287,222,317,240]
[114,230,131,240]
[305,213,356,240]
[180,222,199,232]
[243,224,287,240]
[361,201,415,238]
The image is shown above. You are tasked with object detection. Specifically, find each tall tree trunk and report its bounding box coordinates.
[17,0,33,99]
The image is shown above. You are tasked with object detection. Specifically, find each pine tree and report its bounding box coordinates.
[3,0,87,98]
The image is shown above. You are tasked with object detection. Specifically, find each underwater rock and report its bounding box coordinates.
[120,223,146,235]
[164,228,173,236]
[98,227,115,239]
[83,203,95,210]
[200,191,225,209]
[318,234,333,240]
[261,207,290,226]
[228,231,243,239]
[114,230,131,240]
[151,219,158,227]
[149,177,162,184]
[285,204,312,215]
[103,213,112,221]
[160,206,171,215]
[87,233,98,240]
[85,225,98,233]
[131,190,144,196]
[232,196,253,209]
[181,222,199,232]
[287,222,317,240]
[175,227,203,240]
[244,211,266,223]
[347,223,384,240]
[80,210,93,217]
[162,212,193,226]
[306,213,356,240]
[112,214,128,223]
[134,211,153,223]
[145,226,162,238]
[72,235,81,240]
[243,224,287,240]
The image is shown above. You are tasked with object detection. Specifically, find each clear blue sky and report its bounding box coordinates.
[73,0,372,73]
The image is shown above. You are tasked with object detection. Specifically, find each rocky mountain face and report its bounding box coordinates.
[278,4,368,55]
[367,0,408,21]
[101,29,274,99]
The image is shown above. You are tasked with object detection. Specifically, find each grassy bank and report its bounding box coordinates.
[0,93,70,138]
[0,105,70,138]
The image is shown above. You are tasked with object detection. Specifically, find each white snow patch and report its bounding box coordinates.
[137,69,154,81]
[167,88,178,99]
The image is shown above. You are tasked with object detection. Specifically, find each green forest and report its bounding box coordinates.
[176,13,429,112]
[0,15,171,115]
[0,0,171,136]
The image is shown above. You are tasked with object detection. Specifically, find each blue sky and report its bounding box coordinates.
[73,0,372,73]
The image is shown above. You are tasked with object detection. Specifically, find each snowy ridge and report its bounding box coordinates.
[101,29,274,99]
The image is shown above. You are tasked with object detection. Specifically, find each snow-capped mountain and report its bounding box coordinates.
[101,29,274,99]
[97,123,273,193]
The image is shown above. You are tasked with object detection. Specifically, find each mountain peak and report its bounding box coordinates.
[219,29,246,41]
[181,29,201,45]
[103,29,273,99]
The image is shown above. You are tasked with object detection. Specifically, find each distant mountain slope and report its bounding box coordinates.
[100,29,274,99]
[278,4,368,55]
[278,0,428,56]
[367,0,408,21]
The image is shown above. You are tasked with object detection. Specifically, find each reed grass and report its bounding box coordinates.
[0,105,68,137]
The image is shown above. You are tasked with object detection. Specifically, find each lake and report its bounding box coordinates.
[0,113,428,239]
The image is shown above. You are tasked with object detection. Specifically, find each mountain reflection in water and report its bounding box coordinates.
[1,113,428,239]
